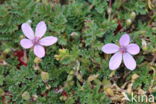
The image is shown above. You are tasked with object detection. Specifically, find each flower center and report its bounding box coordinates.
[32,37,40,45]
[119,46,127,54]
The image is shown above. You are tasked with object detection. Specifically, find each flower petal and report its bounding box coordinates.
[102,43,119,54]
[109,52,122,70]
[123,53,136,70]
[21,23,34,40]
[35,21,47,38]
[127,44,140,55]
[34,45,45,58]
[20,39,33,49]
[119,34,130,46]
[39,36,58,46]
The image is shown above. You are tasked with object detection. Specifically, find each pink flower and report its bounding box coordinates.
[20,21,58,58]
[102,34,140,70]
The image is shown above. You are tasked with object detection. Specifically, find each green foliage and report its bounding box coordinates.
[0,0,156,104]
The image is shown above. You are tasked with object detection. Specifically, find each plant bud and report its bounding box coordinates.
[60,96,67,101]
[34,57,42,64]
[19,35,25,40]
[130,12,136,19]
[0,88,4,96]
[142,39,147,51]
[70,32,78,37]
[26,20,32,25]
[41,71,49,82]
[59,49,67,54]
[3,48,11,57]
[4,48,11,54]
[126,19,132,26]
[22,91,30,101]
[54,55,60,61]
[107,7,112,14]
[46,84,51,90]
[32,94,38,101]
